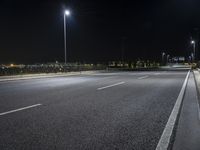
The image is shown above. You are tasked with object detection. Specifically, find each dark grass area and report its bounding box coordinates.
[0,64,106,76]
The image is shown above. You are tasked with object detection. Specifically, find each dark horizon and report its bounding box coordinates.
[0,0,200,64]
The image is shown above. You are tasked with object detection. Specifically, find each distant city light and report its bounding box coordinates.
[10,64,14,67]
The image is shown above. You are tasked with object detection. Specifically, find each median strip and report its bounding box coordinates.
[156,70,190,150]
[0,71,102,82]
[0,104,42,116]
[97,82,125,90]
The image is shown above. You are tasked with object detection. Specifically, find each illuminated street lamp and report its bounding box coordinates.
[64,9,70,64]
[65,10,70,16]
[191,40,195,44]
[191,40,196,61]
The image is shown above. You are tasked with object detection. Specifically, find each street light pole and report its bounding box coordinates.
[167,54,170,63]
[64,14,67,64]
[193,42,196,61]
[191,40,196,62]
[64,10,70,64]
[162,52,165,65]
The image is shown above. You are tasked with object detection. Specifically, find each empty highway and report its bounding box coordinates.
[0,70,190,150]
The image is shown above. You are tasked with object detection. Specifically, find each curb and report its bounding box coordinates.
[192,70,200,121]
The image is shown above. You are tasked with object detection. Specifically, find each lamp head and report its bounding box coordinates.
[65,10,70,16]
[191,40,195,44]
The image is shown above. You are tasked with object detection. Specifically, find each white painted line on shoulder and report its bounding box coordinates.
[0,104,42,116]
[97,82,125,90]
[138,75,149,80]
[156,70,190,150]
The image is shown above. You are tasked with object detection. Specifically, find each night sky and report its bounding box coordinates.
[0,0,200,64]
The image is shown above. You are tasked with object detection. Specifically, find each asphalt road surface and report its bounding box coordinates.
[0,70,189,150]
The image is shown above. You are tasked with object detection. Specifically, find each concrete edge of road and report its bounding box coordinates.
[0,70,105,82]
[156,70,190,150]
[193,69,200,120]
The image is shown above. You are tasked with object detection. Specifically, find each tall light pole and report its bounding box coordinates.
[162,52,165,65]
[167,54,170,63]
[64,10,70,64]
[191,40,195,62]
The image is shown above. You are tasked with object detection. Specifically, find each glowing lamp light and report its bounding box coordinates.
[191,40,195,44]
[65,10,70,16]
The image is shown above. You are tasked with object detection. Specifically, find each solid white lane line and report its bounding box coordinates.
[138,75,149,80]
[156,70,190,150]
[0,104,42,116]
[97,82,125,90]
